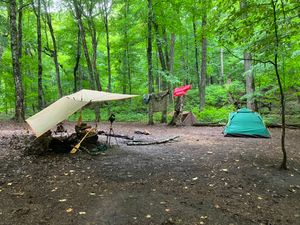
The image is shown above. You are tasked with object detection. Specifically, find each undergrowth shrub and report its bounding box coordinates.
[192,106,234,123]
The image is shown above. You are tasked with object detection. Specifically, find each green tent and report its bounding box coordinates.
[224,108,270,138]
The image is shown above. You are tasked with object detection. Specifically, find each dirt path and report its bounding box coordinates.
[0,121,300,225]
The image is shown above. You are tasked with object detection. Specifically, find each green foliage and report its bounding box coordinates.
[0,0,299,125]
[192,105,234,123]
[205,85,228,107]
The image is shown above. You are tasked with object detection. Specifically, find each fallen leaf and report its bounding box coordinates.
[66,208,73,213]
[51,187,58,192]
[192,177,198,181]
[12,192,24,196]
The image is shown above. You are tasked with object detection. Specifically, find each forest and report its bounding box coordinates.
[1,1,300,224]
[0,0,299,124]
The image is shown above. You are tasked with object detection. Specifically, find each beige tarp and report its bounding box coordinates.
[26,89,137,137]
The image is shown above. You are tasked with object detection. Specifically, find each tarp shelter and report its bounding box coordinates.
[26,89,137,137]
[224,108,270,138]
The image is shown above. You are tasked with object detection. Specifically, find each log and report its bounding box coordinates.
[97,130,134,140]
[127,136,179,146]
[267,124,300,129]
[193,122,226,127]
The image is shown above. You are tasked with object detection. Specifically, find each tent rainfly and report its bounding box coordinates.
[224,108,271,138]
[26,89,138,137]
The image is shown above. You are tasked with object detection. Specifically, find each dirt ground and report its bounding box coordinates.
[0,121,300,225]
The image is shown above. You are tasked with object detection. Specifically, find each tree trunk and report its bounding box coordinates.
[122,0,132,95]
[18,0,23,59]
[73,0,95,90]
[271,0,287,170]
[220,47,224,84]
[169,96,184,126]
[153,20,167,123]
[244,52,256,110]
[33,0,45,109]
[240,0,255,111]
[73,28,81,93]
[163,27,169,71]
[193,16,201,101]
[88,18,102,91]
[168,33,176,100]
[147,0,154,125]
[122,49,127,94]
[168,34,176,75]
[126,44,131,94]
[199,14,207,111]
[43,0,63,97]
[9,0,24,122]
[104,10,112,93]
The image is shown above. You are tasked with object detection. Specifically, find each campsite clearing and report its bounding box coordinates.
[0,122,300,225]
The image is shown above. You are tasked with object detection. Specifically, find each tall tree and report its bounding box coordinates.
[124,0,132,94]
[9,0,25,121]
[240,0,255,111]
[72,0,95,90]
[271,0,286,169]
[147,0,154,125]
[43,0,63,97]
[73,27,81,92]
[84,0,102,91]
[192,15,200,100]
[199,12,207,111]
[220,47,224,83]
[32,0,45,109]
[102,0,112,93]
[153,18,168,123]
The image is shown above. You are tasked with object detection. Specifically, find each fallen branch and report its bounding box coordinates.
[193,122,226,127]
[98,130,134,140]
[267,123,300,129]
[134,130,151,135]
[127,136,179,146]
